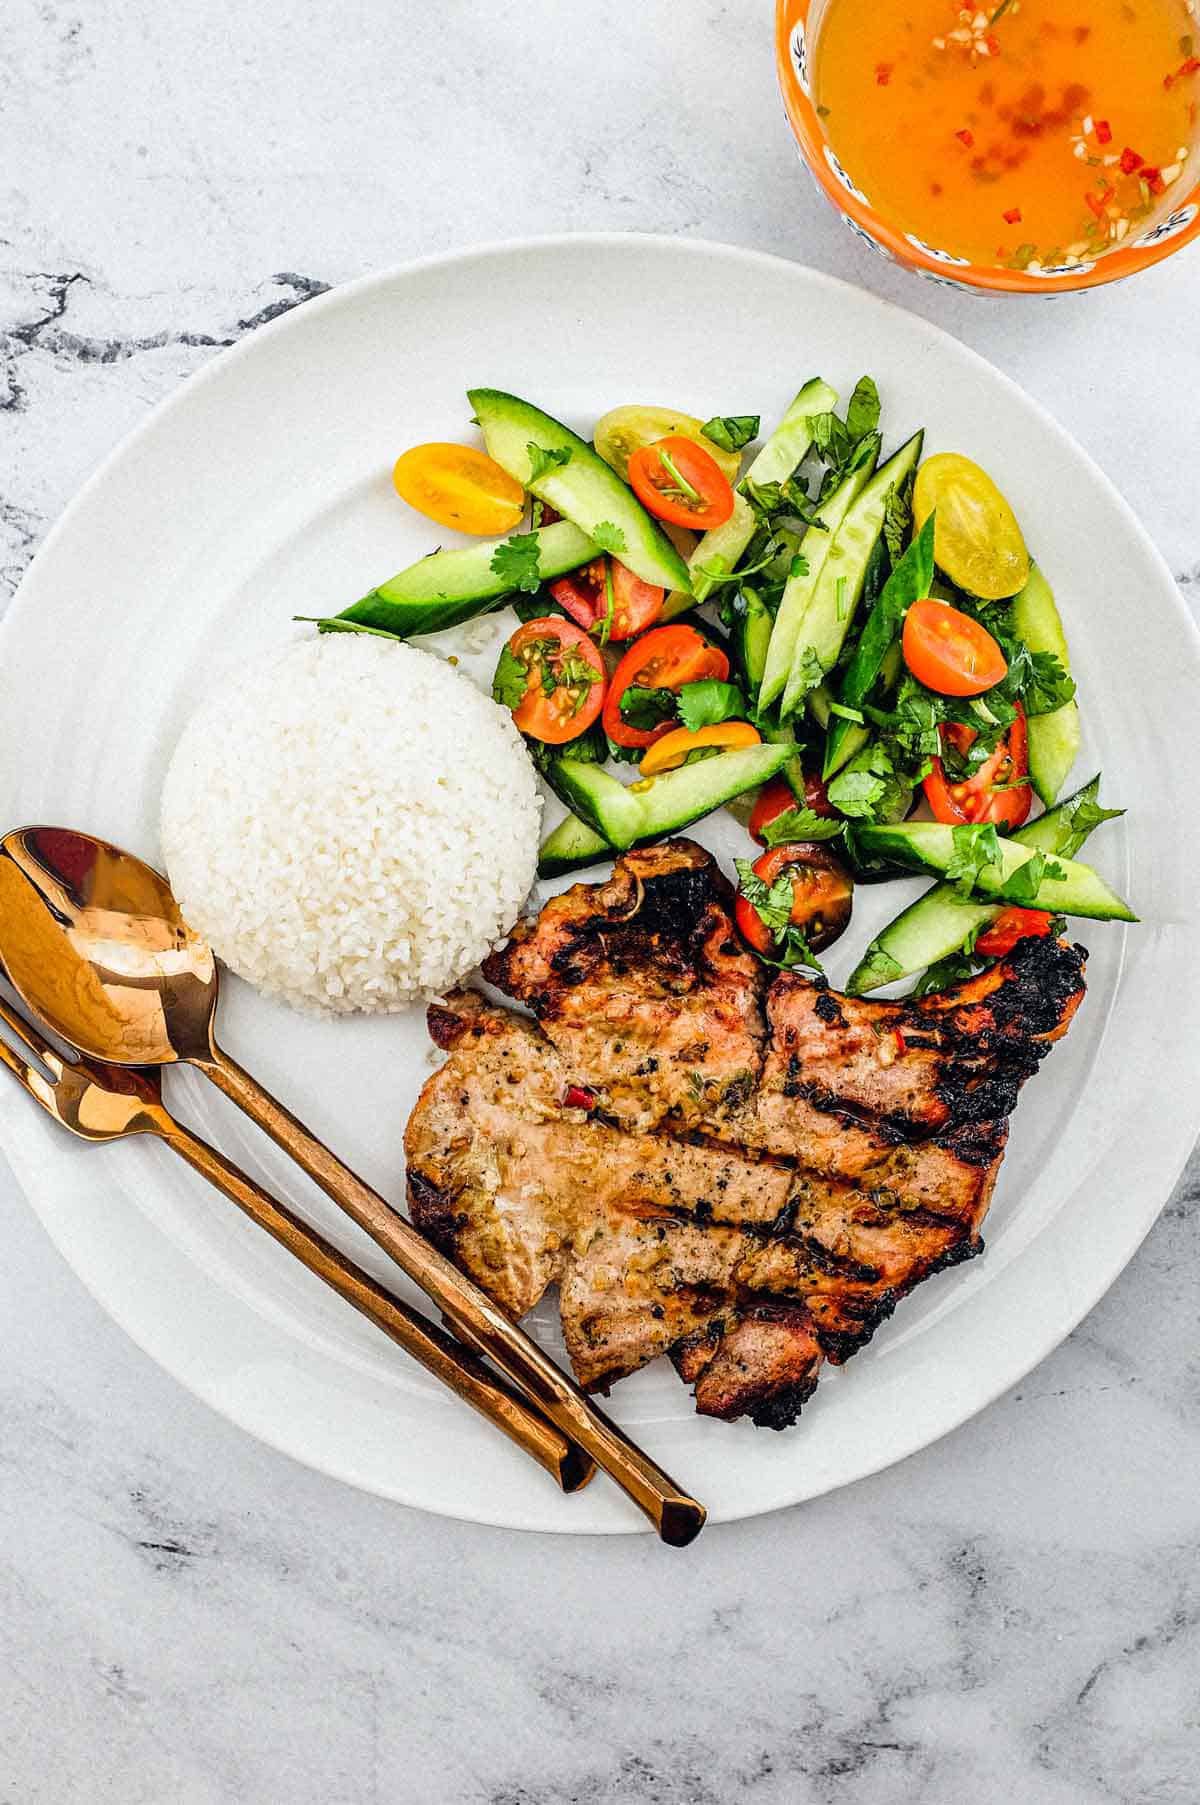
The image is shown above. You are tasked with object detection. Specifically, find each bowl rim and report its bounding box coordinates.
[775,0,1200,294]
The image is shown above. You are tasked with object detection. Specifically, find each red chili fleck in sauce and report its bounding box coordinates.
[563,1084,595,1111]
[1095,117,1113,142]
[956,127,976,146]
[1120,145,1145,172]
[1003,205,1023,222]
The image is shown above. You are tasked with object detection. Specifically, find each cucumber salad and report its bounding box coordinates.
[311,380,1135,994]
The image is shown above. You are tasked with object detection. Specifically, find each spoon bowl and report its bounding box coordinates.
[0,826,217,1066]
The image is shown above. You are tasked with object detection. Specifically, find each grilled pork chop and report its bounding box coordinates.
[407,840,1086,1428]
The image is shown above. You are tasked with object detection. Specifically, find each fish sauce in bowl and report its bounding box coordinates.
[810,0,1199,276]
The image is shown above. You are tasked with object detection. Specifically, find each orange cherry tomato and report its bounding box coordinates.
[393,442,525,535]
[603,625,730,749]
[627,435,736,531]
[548,558,664,641]
[734,844,854,958]
[503,618,606,745]
[974,906,1055,957]
[901,597,1008,697]
[748,772,837,843]
[922,704,1032,830]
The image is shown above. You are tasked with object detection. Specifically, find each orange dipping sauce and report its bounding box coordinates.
[813,0,1199,271]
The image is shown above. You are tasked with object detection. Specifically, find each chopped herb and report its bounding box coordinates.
[790,554,810,579]
[657,446,701,503]
[701,415,760,454]
[999,849,1065,905]
[677,679,748,733]
[759,807,845,849]
[490,532,543,594]
[593,559,616,646]
[829,700,864,723]
[526,443,572,484]
[827,741,910,823]
[492,643,530,710]
[945,822,1003,897]
[618,685,678,731]
[591,520,627,556]
[844,376,881,443]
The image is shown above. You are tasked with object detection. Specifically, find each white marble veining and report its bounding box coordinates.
[1,2,1198,1799]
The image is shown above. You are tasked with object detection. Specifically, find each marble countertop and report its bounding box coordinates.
[2,2,1198,1799]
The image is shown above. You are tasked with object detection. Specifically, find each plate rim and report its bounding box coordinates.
[2,230,1197,1534]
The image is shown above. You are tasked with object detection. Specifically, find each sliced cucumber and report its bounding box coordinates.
[824,641,902,779]
[758,452,879,711]
[779,430,924,719]
[537,811,613,878]
[468,388,690,594]
[662,378,839,616]
[326,520,597,640]
[734,592,773,692]
[1010,563,1080,806]
[845,775,1121,992]
[553,743,791,851]
[844,818,1135,921]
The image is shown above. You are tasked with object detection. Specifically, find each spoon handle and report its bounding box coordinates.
[197,1044,706,1546]
[157,1112,593,1494]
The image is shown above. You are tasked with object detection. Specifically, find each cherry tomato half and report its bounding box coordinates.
[913,453,1030,601]
[902,597,1008,697]
[548,558,664,642]
[748,772,837,843]
[393,443,525,536]
[603,624,729,749]
[974,906,1055,957]
[922,703,1032,830]
[735,844,854,958]
[503,618,606,745]
[627,435,736,531]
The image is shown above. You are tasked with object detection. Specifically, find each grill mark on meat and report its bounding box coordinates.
[406,841,1086,1427]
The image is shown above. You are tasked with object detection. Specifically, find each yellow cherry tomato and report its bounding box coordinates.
[593,405,743,486]
[393,442,525,535]
[638,720,760,777]
[913,453,1031,601]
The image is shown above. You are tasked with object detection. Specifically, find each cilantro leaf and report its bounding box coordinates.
[827,767,888,816]
[844,376,881,443]
[786,646,828,709]
[702,414,760,454]
[999,849,1065,905]
[490,532,543,594]
[911,948,985,997]
[1057,784,1124,857]
[759,807,846,848]
[790,554,809,579]
[618,685,678,731]
[526,443,572,485]
[591,520,627,556]
[492,643,530,710]
[945,822,1003,898]
[1021,649,1077,717]
[882,472,916,567]
[676,679,747,733]
[827,741,910,822]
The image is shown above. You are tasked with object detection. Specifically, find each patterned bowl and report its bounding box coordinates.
[776,0,1200,293]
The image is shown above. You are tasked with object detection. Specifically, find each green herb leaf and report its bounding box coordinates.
[701,415,761,454]
[591,520,627,556]
[827,741,909,822]
[760,807,846,848]
[492,643,530,710]
[526,443,572,484]
[733,859,826,971]
[1020,649,1077,716]
[911,947,986,997]
[999,849,1065,905]
[490,532,543,594]
[676,679,747,733]
[944,822,1003,898]
[844,376,881,443]
[790,553,810,579]
[1057,785,1124,857]
[593,558,616,646]
[618,685,678,731]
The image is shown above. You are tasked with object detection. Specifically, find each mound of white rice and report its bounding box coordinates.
[160,633,541,1015]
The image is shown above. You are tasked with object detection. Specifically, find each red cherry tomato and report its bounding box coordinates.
[734,843,854,957]
[748,772,837,843]
[548,558,663,642]
[902,597,1008,697]
[503,618,606,745]
[922,703,1032,830]
[603,624,729,749]
[974,907,1055,956]
[627,435,736,531]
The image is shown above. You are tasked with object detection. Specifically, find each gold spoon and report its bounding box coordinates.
[0,826,706,1545]
[0,985,591,1492]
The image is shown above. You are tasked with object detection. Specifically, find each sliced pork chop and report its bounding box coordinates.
[405,846,1087,1429]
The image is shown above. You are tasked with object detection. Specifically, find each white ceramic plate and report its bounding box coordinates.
[1,236,1197,1535]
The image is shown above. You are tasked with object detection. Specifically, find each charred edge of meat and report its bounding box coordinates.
[426,1002,475,1049]
[750,1375,820,1431]
[940,1117,1009,1169]
[813,990,847,1028]
[636,864,728,943]
[406,1170,465,1258]
[813,1231,984,1363]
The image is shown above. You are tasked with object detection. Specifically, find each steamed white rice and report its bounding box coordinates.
[160,633,541,1015]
